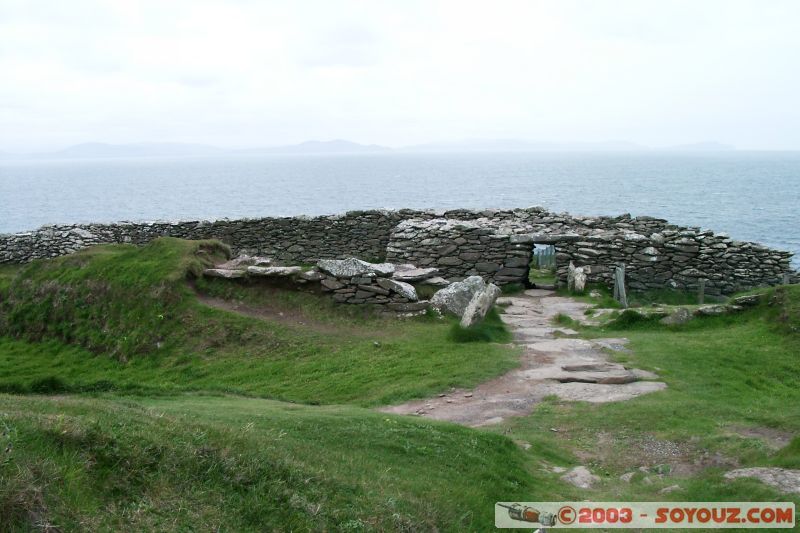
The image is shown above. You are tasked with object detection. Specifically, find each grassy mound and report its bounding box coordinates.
[0,394,536,531]
[0,239,517,405]
[0,238,230,360]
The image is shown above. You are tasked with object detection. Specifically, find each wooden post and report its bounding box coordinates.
[698,279,706,305]
[614,264,628,308]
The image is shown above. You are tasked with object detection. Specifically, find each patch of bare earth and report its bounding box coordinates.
[195,292,375,337]
[380,289,666,427]
[727,426,794,450]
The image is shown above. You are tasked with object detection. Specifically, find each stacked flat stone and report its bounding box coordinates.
[316,258,428,312]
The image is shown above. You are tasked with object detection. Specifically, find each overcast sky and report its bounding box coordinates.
[2,0,799,151]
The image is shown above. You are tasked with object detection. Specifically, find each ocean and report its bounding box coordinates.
[1,151,798,265]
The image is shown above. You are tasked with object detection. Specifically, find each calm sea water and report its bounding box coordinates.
[1,151,799,265]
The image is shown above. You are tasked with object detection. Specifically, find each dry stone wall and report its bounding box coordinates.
[0,210,429,265]
[1,207,795,295]
[386,219,532,286]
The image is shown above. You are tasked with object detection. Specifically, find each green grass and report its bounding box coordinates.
[528,267,556,286]
[0,394,537,531]
[3,240,800,530]
[0,239,517,406]
[447,308,513,343]
[499,282,524,295]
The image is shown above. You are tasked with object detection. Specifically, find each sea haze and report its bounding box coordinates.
[1,151,798,265]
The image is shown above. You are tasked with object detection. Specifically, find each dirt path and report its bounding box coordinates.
[380,289,666,427]
[195,293,348,335]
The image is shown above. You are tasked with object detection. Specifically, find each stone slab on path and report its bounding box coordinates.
[724,467,800,494]
[380,288,666,427]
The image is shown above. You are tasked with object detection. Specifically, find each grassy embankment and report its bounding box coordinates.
[0,239,517,405]
[0,238,529,530]
[1,239,799,530]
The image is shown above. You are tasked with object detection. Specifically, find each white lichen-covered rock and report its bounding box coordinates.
[217,254,272,269]
[317,258,395,278]
[246,266,302,277]
[203,268,247,279]
[560,466,600,489]
[392,265,439,282]
[376,278,418,301]
[430,276,486,317]
[299,269,324,281]
[421,276,450,287]
[460,282,501,327]
[567,261,587,293]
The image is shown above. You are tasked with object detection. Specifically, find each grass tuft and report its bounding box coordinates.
[448,308,512,343]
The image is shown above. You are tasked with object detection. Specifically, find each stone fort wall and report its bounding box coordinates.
[1,207,795,294]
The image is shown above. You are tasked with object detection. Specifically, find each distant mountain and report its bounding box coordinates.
[42,142,226,159]
[664,141,736,151]
[401,139,648,152]
[1,138,738,159]
[240,139,391,155]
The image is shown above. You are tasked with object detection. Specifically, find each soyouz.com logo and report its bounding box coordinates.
[495,502,796,529]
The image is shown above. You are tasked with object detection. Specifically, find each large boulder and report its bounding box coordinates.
[430,276,486,318]
[460,282,501,327]
[317,258,395,278]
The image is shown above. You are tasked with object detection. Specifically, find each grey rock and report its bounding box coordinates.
[660,307,693,325]
[217,254,272,269]
[430,275,486,317]
[299,270,324,281]
[437,256,463,266]
[724,467,800,494]
[560,466,600,489]
[203,268,247,279]
[475,262,501,272]
[421,276,451,287]
[392,266,439,282]
[377,278,419,301]
[460,283,501,327]
[321,278,345,291]
[247,266,302,277]
[317,258,395,278]
[731,294,763,307]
